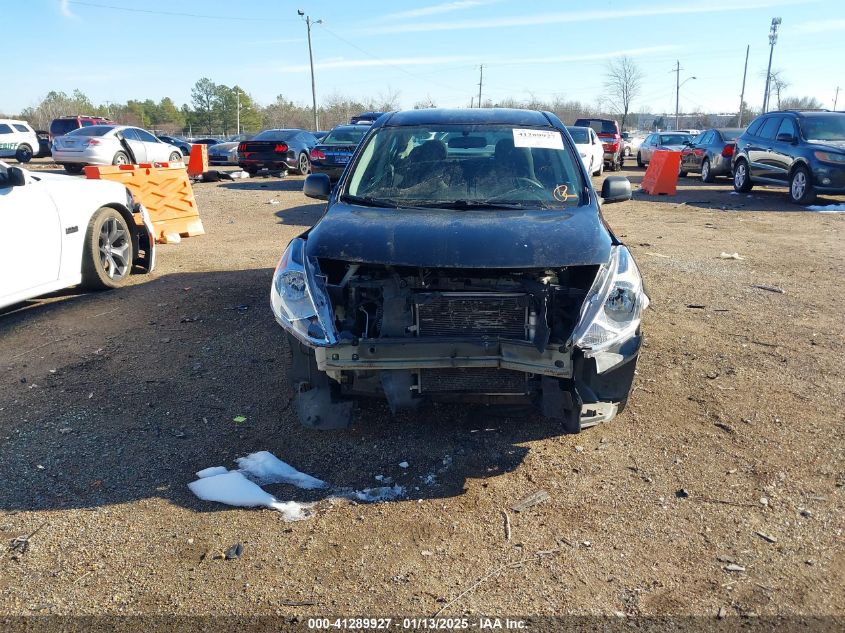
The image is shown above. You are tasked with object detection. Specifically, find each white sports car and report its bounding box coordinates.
[0,161,156,310]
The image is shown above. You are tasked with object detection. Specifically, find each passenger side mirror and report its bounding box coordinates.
[600,176,632,204]
[776,133,796,143]
[303,173,331,200]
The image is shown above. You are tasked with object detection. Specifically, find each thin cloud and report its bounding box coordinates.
[276,55,477,73]
[794,18,845,33]
[377,0,500,21]
[59,0,75,18]
[363,0,814,34]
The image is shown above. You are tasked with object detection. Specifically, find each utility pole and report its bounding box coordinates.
[674,60,680,131]
[738,45,749,127]
[762,17,782,113]
[834,86,840,110]
[298,10,322,130]
[477,65,484,108]
[235,87,240,136]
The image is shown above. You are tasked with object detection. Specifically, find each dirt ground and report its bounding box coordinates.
[0,158,843,622]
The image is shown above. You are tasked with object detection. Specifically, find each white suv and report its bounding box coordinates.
[0,119,39,163]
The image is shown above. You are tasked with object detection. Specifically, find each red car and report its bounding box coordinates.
[49,115,115,140]
[573,118,625,171]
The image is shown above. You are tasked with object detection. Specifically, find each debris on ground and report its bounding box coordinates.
[224,543,243,560]
[352,485,406,503]
[645,252,671,259]
[725,563,746,572]
[676,488,690,499]
[236,451,328,489]
[511,490,550,512]
[232,415,247,424]
[267,199,280,205]
[755,531,778,543]
[187,469,311,521]
[719,252,745,260]
[752,284,785,294]
[4,523,47,558]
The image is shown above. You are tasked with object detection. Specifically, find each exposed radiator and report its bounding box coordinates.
[414,292,528,339]
[419,368,528,394]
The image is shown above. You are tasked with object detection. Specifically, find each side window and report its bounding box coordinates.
[121,128,140,141]
[746,118,765,137]
[758,117,782,140]
[81,119,93,127]
[0,124,12,134]
[776,118,797,139]
[134,128,158,142]
[700,132,714,145]
[13,124,29,133]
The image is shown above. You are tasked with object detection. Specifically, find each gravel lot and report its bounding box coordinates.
[0,159,843,620]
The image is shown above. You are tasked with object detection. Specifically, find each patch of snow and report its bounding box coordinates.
[398,461,409,469]
[187,471,310,521]
[196,466,229,478]
[806,204,845,213]
[236,451,328,489]
[421,473,437,485]
[729,191,739,195]
[354,485,406,503]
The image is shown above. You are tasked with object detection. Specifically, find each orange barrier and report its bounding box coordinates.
[641,150,681,195]
[84,163,204,242]
[187,143,208,177]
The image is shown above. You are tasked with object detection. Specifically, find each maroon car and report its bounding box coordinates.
[573,118,624,171]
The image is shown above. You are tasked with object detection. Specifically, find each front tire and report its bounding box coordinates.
[112,151,130,166]
[594,160,603,176]
[701,158,714,183]
[789,165,816,205]
[733,159,753,192]
[82,207,134,290]
[298,152,311,175]
[63,163,84,174]
[16,144,33,163]
[636,151,644,168]
[168,151,182,163]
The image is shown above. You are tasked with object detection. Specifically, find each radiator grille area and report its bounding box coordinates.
[414,293,527,339]
[419,368,528,394]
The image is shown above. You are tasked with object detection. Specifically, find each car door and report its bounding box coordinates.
[120,128,147,163]
[590,129,603,168]
[0,166,62,302]
[689,131,711,171]
[135,128,169,161]
[748,116,781,180]
[769,117,799,183]
[641,135,655,161]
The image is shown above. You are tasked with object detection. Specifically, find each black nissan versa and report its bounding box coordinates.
[270,109,648,433]
[732,110,845,204]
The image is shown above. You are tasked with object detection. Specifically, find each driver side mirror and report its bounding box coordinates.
[776,132,796,143]
[600,176,632,204]
[303,173,331,200]
[0,166,27,188]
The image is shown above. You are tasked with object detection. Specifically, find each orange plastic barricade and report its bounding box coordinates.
[187,143,208,177]
[641,150,681,195]
[84,163,204,242]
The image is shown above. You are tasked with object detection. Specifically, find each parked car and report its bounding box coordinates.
[676,129,701,135]
[573,118,624,171]
[51,125,184,173]
[0,119,40,163]
[207,133,251,165]
[636,132,693,166]
[191,138,222,147]
[157,135,192,157]
[621,131,644,157]
[35,131,51,158]
[49,115,114,140]
[273,108,646,432]
[350,112,385,125]
[310,125,369,181]
[238,129,319,175]
[313,131,329,142]
[0,161,155,309]
[732,110,845,204]
[566,125,605,176]
[679,128,744,181]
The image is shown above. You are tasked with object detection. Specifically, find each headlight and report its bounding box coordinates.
[814,151,845,164]
[570,245,649,353]
[270,238,336,346]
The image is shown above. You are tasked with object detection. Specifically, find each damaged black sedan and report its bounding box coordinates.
[270,109,648,432]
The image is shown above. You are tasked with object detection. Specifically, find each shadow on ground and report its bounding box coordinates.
[0,268,566,515]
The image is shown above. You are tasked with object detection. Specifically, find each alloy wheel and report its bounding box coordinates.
[98,217,130,280]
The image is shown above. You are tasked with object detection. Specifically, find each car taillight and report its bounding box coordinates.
[274,143,288,153]
[238,143,245,152]
[311,148,325,160]
[85,139,101,146]
[721,144,735,157]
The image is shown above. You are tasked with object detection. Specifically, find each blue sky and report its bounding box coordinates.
[3,0,843,116]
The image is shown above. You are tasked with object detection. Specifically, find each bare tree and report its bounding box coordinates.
[768,70,790,110]
[780,95,823,110]
[603,56,643,131]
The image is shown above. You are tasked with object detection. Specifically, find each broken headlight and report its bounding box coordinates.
[270,238,337,346]
[570,245,649,353]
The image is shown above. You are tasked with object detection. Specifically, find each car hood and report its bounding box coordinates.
[805,139,845,152]
[209,142,238,152]
[304,202,612,268]
[30,169,126,195]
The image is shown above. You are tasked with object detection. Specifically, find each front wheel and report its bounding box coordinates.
[16,144,33,163]
[733,159,753,192]
[636,152,644,168]
[168,151,182,163]
[594,159,603,176]
[82,207,134,289]
[112,151,130,166]
[789,166,816,205]
[63,163,84,174]
[298,152,311,175]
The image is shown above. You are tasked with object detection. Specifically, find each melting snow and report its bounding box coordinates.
[236,451,328,489]
[196,466,229,478]
[806,204,845,213]
[187,471,310,521]
[353,485,406,503]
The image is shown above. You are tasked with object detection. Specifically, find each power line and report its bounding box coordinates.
[66,1,298,22]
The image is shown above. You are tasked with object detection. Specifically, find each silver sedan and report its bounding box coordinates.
[52,125,183,174]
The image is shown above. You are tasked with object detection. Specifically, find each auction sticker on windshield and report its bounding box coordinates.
[512,128,564,150]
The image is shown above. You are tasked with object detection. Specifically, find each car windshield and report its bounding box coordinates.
[659,134,690,145]
[252,130,297,141]
[67,126,114,137]
[800,115,845,141]
[578,120,617,135]
[567,127,589,144]
[343,124,586,209]
[323,127,367,145]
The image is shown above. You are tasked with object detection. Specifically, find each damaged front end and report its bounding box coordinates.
[271,238,648,432]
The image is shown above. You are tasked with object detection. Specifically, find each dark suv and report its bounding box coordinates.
[574,118,624,171]
[732,110,845,204]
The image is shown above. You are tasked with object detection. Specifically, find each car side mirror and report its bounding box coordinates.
[303,173,331,200]
[3,166,27,188]
[600,176,632,204]
[776,133,795,143]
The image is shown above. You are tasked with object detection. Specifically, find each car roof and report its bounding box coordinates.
[380,108,553,128]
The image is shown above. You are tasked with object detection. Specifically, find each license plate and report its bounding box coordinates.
[334,155,350,164]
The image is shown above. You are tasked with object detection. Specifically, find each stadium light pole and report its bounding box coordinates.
[675,65,696,131]
[762,17,782,113]
[298,10,322,130]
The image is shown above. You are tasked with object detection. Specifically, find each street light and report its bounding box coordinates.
[675,74,696,131]
[762,17,782,113]
[298,9,322,131]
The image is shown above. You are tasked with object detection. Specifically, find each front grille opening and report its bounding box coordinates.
[418,368,528,395]
[414,292,528,339]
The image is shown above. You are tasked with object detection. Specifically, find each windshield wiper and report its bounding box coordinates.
[340,194,400,208]
[432,200,554,210]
